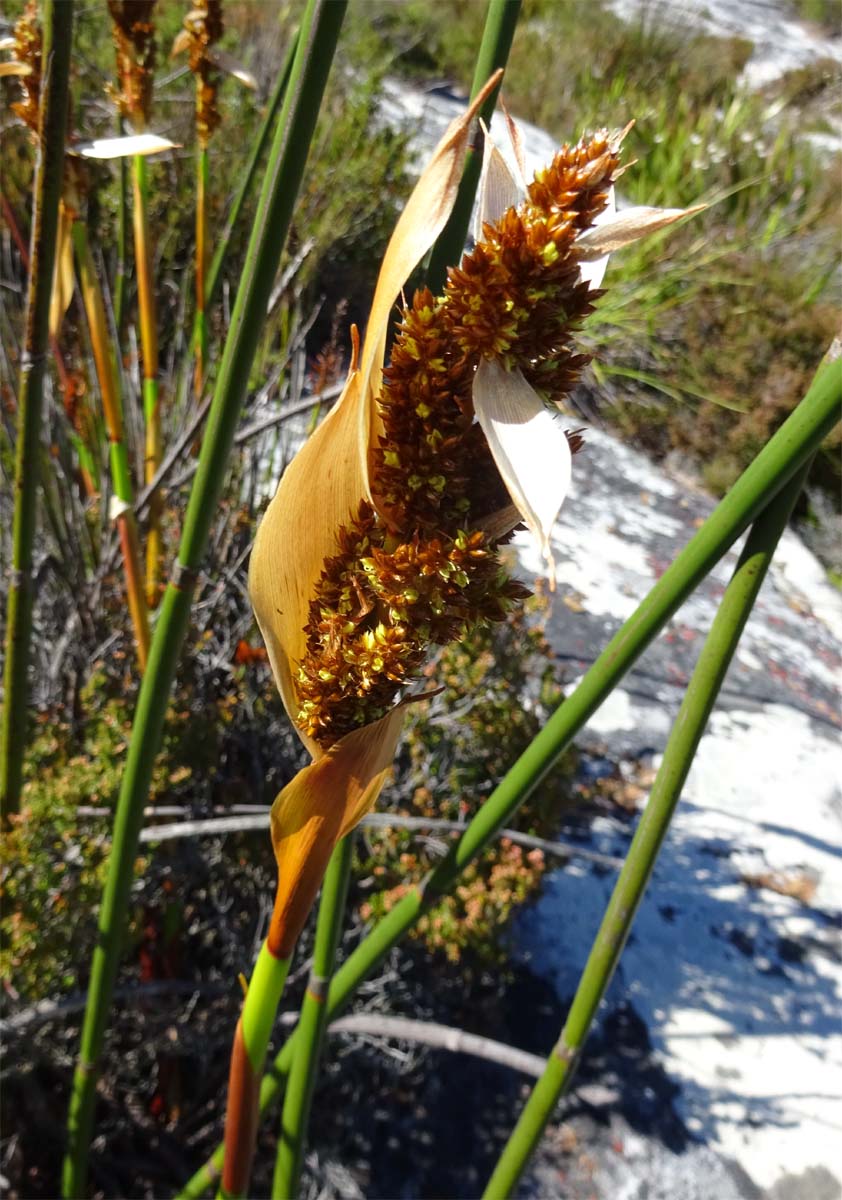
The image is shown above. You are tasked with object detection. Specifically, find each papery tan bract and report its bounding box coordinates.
[575,203,707,258]
[473,357,572,578]
[267,708,404,956]
[77,132,177,159]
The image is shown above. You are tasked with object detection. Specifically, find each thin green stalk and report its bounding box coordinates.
[195,142,210,397]
[218,945,291,1200]
[185,32,297,433]
[273,837,354,1199]
[425,0,521,292]
[177,350,840,1199]
[72,219,150,669]
[482,459,814,1198]
[205,30,299,310]
[62,6,347,1195]
[0,0,73,822]
[114,112,127,335]
[131,151,162,606]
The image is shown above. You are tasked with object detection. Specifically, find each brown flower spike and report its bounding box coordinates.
[170,1,257,147]
[107,0,157,129]
[250,83,701,957]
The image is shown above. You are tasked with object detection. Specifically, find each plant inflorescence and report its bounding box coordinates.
[296,132,621,746]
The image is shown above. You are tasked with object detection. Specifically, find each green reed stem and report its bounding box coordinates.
[217,945,291,1200]
[187,31,297,425]
[131,152,163,607]
[61,6,346,1196]
[195,142,210,397]
[114,112,127,335]
[177,349,840,1199]
[426,0,521,292]
[0,0,73,822]
[482,456,814,1197]
[72,219,150,670]
[205,30,299,310]
[273,837,354,1199]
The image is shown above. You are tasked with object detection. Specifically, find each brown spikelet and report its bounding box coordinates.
[108,0,157,127]
[181,0,224,146]
[8,1,41,134]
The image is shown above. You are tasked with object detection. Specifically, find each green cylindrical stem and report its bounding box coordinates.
[0,0,73,821]
[133,153,158,381]
[132,151,163,605]
[194,143,210,396]
[242,944,292,1071]
[218,945,291,1200]
[114,112,127,335]
[177,351,840,1199]
[425,0,521,292]
[482,460,814,1198]
[177,887,426,1199]
[273,837,354,1199]
[62,6,347,1194]
[72,219,150,668]
[62,582,192,1199]
[205,30,299,309]
[143,369,162,606]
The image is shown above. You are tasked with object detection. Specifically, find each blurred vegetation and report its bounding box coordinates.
[789,0,842,36]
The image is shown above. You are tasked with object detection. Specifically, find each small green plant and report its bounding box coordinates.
[0,665,227,1000]
[1,783,111,1001]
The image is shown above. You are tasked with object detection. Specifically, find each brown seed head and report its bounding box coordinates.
[108,0,157,127]
[8,1,41,134]
[182,0,224,146]
[295,133,621,747]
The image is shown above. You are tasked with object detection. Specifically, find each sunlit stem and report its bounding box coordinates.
[0,0,73,822]
[195,141,210,399]
[72,220,150,670]
[219,944,291,1199]
[114,110,127,335]
[131,151,162,607]
[272,837,354,1199]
